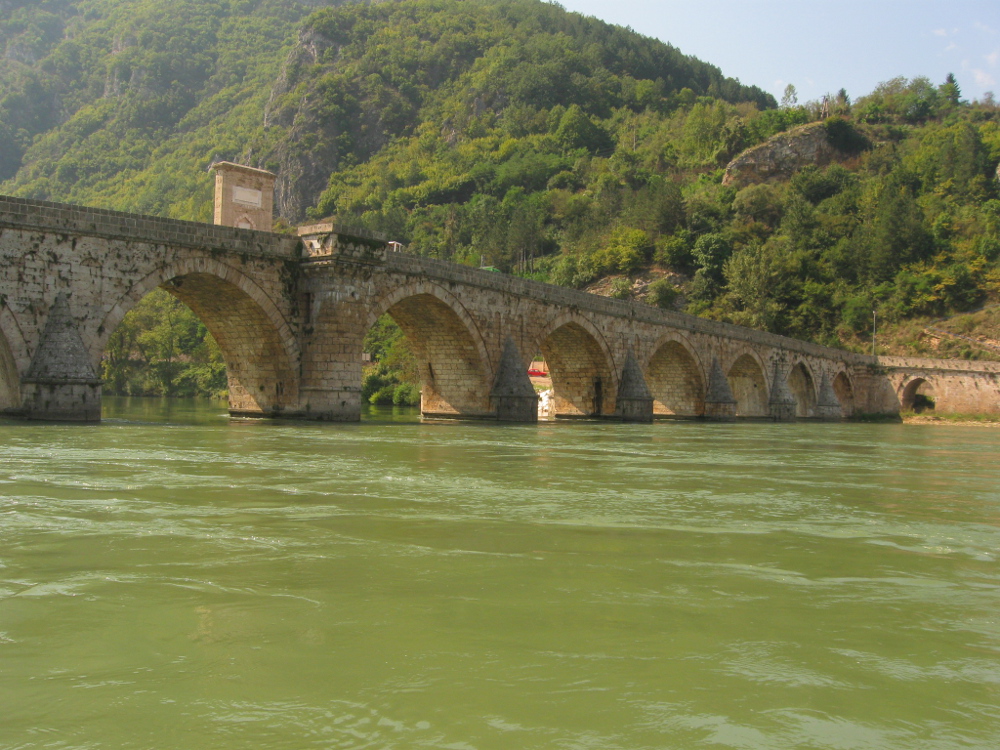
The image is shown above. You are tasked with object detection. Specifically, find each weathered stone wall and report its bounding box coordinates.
[294,250,875,422]
[877,356,1000,415]
[0,195,301,419]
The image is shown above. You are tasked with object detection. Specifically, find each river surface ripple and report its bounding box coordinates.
[1,398,999,749]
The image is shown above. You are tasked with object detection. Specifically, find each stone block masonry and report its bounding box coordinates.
[0,195,300,421]
[1,194,997,422]
[211,162,277,231]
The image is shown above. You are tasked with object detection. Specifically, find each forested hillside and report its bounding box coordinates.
[0,0,768,215]
[0,0,325,216]
[2,0,999,399]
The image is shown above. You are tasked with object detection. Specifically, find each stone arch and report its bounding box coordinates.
[235,213,256,230]
[727,351,769,417]
[95,258,299,415]
[645,334,706,417]
[532,313,617,417]
[787,360,818,418]
[366,281,491,370]
[367,282,492,417]
[833,371,855,417]
[900,377,935,413]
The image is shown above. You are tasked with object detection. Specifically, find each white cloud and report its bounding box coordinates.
[974,21,997,35]
[933,28,948,37]
[975,70,997,87]
[987,49,1000,67]
[972,69,996,87]
[945,42,958,52]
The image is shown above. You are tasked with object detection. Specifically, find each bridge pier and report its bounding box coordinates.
[21,295,102,422]
[616,351,653,423]
[768,361,798,421]
[22,380,101,422]
[491,338,539,422]
[815,373,843,420]
[703,359,737,421]
[295,387,363,422]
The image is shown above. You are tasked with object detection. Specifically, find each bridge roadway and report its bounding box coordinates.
[1,194,997,422]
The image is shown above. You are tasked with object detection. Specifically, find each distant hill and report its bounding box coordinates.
[1,0,321,217]
[0,0,770,218]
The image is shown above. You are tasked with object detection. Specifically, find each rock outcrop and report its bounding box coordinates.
[723,121,866,188]
[255,22,416,223]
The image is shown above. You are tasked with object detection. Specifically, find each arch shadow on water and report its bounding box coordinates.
[102,396,233,426]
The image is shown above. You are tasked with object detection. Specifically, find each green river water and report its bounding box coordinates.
[1,398,999,749]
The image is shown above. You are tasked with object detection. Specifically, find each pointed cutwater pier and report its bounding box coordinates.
[491,337,539,422]
[21,294,102,421]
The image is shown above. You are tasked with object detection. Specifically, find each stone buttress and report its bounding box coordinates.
[703,358,737,421]
[815,372,843,420]
[615,350,653,422]
[21,294,102,421]
[768,360,798,421]
[491,337,538,422]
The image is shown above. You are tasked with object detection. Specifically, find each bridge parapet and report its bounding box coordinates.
[0,195,300,259]
[298,222,387,263]
[387,252,874,367]
[875,355,1000,374]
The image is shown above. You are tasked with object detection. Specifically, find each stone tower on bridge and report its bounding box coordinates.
[211,162,276,231]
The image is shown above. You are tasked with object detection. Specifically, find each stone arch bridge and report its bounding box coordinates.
[1,195,997,422]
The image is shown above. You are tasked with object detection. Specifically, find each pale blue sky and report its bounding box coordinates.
[554,0,999,104]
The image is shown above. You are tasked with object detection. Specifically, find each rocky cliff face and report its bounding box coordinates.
[253,21,416,223]
[723,122,861,188]
[255,28,346,223]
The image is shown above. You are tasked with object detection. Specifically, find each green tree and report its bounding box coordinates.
[692,232,732,280]
[722,241,783,330]
[940,73,961,105]
[781,84,798,109]
[101,289,225,398]
[555,104,613,154]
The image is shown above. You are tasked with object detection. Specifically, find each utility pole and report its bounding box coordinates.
[872,309,877,356]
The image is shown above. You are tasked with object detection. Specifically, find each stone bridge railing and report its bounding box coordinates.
[0,195,299,259]
[388,253,873,366]
[876,355,1000,373]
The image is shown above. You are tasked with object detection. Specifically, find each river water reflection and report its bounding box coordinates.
[1,398,999,749]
